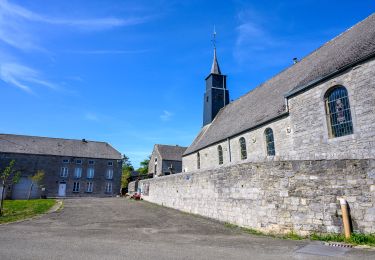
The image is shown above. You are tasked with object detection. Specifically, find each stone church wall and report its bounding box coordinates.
[139,159,375,235]
[183,57,375,172]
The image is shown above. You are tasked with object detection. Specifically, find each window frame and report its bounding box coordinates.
[86,182,93,193]
[74,167,82,179]
[88,160,95,166]
[75,159,82,165]
[73,182,80,192]
[197,152,201,169]
[106,168,113,180]
[60,167,69,178]
[107,161,113,167]
[218,145,223,165]
[324,86,354,138]
[264,128,275,156]
[62,159,69,164]
[105,182,112,193]
[239,137,247,160]
[87,168,95,179]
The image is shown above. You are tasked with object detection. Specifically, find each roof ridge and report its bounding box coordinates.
[0,133,108,144]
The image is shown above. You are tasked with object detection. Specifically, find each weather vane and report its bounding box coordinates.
[212,25,217,49]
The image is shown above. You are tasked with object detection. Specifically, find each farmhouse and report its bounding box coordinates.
[0,134,122,199]
[148,144,187,177]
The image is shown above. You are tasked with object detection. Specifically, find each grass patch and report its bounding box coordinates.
[282,231,304,240]
[223,222,374,246]
[311,232,375,246]
[0,199,56,224]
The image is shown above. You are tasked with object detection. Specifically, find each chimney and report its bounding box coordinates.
[82,138,87,143]
[293,57,299,64]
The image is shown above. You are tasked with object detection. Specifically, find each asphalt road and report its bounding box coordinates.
[0,198,374,260]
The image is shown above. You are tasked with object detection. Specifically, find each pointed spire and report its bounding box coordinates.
[211,48,221,74]
[210,26,221,75]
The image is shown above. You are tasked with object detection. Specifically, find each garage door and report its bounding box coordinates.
[12,177,40,200]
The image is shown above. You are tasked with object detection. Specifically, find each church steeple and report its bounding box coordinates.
[210,48,221,74]
[202,29,230,126]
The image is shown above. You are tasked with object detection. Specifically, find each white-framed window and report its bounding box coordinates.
[74,167,82,178]
[88,160,95,165]
[86,182,93,193]
[73,182,80,192]
[87,168,94,179]
[60,167,68,177]
[62,159,69,164]
[106,169,113,179]
[105,182,112,193]
[107,161,113,166]
[76,159,82,165]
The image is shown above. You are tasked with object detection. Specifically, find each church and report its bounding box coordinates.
[138,13,375,235]
[182,13,375,172]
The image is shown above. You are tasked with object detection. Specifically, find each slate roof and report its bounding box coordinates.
[184,13,375,156]
[0,134,122,159]
[155,144,187,161]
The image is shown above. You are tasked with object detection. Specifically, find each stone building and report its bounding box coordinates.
[0,134,122,199]
[137,14,375,236]
[183,14,375,171]
[148,144,187,177]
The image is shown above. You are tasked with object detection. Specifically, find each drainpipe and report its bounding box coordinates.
[339,198,351,239]
[227,138,232,162]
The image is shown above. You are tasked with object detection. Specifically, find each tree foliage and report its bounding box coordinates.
[137,156,150,175]
[28,170,45,200]
[121,154,134,189]
[0,160,20,215]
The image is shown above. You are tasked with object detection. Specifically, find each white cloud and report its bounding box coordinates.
[84,112,99,122]
[66,49,150,55]
[0,62,58,93]
[160,110,173,122]
[0,0,150,51]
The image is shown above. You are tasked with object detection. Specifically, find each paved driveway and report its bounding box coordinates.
[0,198,374,260]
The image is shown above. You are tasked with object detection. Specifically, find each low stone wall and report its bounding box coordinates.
[138,159,375,235]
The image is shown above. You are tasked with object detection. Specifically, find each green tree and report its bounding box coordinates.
[137,156,150,175]
[27,170,45,200]
[0,160,20,215]
[121,154,134,189]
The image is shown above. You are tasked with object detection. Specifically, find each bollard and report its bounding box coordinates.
[339,198,351,239]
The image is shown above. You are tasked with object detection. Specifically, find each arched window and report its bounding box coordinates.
[325,86,353,138]
[239,137,247,160]
[197,152,200,169]
[264,128,275,156]
[218,145,223,165]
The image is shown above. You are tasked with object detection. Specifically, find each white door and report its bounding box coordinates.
[58,183,66,197]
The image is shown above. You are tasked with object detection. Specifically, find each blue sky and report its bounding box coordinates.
[0,0,374,167]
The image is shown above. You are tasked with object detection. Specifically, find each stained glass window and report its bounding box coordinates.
[218,145,223,165]
[239,137,247,160]
[265,128,275,156]
[325,86,353,138]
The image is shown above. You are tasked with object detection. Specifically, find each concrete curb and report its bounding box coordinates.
[0,199,63,226]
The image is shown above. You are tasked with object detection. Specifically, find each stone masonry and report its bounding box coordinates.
[138,159,375,235]
[0,153,122,198]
